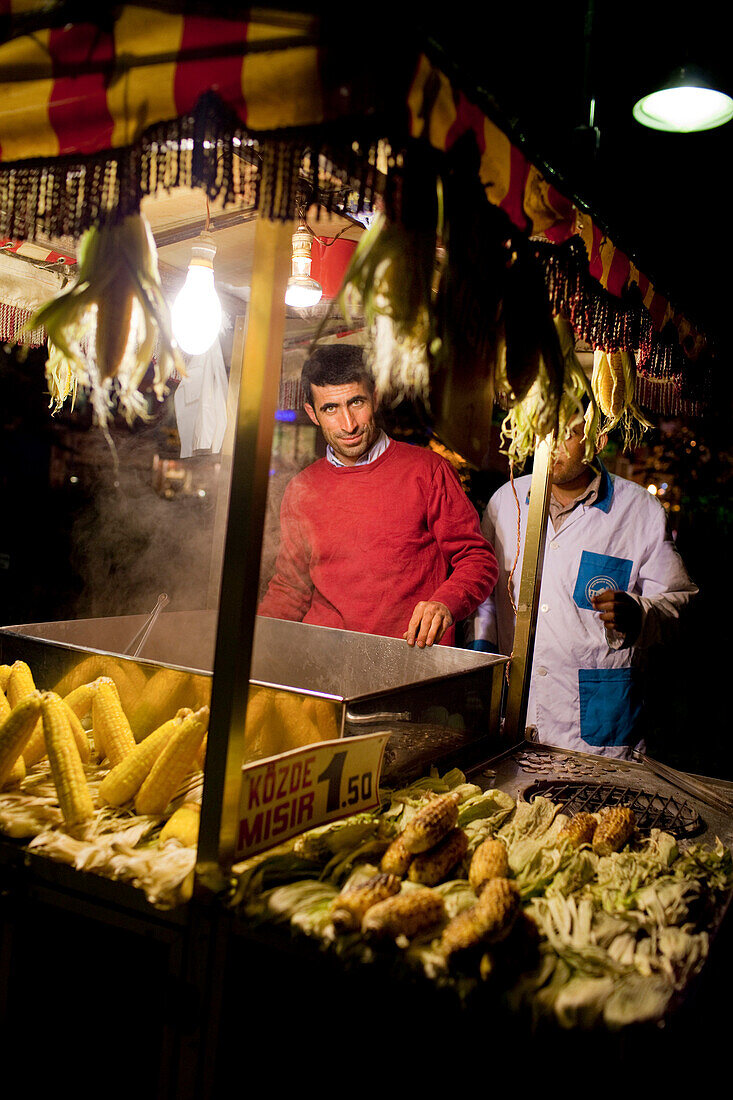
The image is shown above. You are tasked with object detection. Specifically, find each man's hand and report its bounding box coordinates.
[590,589,641,642]
[403,601,453,648]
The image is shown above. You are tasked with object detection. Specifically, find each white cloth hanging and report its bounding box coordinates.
[174,339,229,459]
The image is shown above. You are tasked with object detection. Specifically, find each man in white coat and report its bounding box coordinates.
[469,416,698,758]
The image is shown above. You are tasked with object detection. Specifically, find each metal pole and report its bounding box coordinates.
[197,215,293,886]
[502,436,553,742]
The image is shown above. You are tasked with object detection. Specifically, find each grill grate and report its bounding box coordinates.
[521,779,706,839]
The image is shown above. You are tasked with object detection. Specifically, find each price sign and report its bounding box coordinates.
[235,731,390,860]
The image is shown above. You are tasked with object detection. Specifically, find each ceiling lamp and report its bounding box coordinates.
[171,230,223,356]
[633,67,733,132]
[285,221,323,308]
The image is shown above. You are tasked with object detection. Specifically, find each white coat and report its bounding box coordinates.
[469,466,698,758]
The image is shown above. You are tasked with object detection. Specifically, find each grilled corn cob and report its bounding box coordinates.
[134,705,209,816]
[469,836,510,893]
[330,873,402,932]
[361,887,446,939]
[408,827,469,886]
[92,677,137,766]
[98,711,187,806]
[442,877,521,954]
[380,833,414,877]
[40,691,95,830]
[0,692,43,788]
[159,801,201,847]
[592,806,636,856]
[558,811,598,848]
[400,790,462,854]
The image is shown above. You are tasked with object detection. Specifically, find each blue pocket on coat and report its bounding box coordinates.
[573,550,633,610]
[578,667,642,747]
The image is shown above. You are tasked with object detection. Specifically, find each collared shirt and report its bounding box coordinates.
[326,430,391,467]
[549,466,603,532]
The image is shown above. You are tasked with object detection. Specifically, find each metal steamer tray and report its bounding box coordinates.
[0,612,510,779]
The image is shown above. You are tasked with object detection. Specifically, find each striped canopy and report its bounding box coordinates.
[0,3,712,411]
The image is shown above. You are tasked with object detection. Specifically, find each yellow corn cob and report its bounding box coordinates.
[361,887,446,939]
[0,692,43,788]
[134,705,209,816]
[558,811,598,848]
[400,791,461,854]
[159,801,201,847]
[64,701,91,764]
[195,729,207,770]
[40,692,95,830]
[273,692,322,750]
[0,686,11,721]
[303,695,340,740]
[469,836,510,893]
[330,872,402,933]
[6,662,46,765]
[607,350,628,418]
[592,349,613,418]
[129,667,188,741]
[92,678,137,767]
[2,754,26,789]
[380,833,414,877]
[63,681,98,724]
[408,827,469,886]
[98,710,186,806]
[0,664,12,691]
[592,806,636,856]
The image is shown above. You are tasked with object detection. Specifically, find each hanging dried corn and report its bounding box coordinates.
[590,346,652,448]
[22,213,184,427]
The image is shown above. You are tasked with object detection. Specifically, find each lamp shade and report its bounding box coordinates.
[633,67,733,132]
[310,237,358,299]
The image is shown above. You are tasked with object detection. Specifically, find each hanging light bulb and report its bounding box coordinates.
[633,67,733,132]
[171,230,223,355]
[285,221,323,308]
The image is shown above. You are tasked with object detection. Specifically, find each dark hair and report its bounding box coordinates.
[301,344,373,405]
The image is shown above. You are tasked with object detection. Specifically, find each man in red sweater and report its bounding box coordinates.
[258,345,498,647]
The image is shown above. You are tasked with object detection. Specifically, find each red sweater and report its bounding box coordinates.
[258,441,498,643]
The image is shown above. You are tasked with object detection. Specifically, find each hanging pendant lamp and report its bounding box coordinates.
[633,66,733,132]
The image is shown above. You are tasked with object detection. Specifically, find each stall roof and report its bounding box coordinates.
[0,3,719,414]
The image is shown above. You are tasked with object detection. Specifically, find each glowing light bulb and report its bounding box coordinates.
[285,223,322,308]
[633,68,733,132]
[172,232,222,355]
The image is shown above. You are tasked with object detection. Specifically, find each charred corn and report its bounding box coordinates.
[380,833,414,877]
[361,887,445,939]
[408,827,469,886]
[469,836,510,893]
[442,877,521,954]
[0,692,43,788]
[400,790,461,854]
[558,811,598,848]
[330,872,401,932]
[98,711,186,806]
[592,806,636,856]
[134,705,209,816]
[92,678,136,766]
[40,692,95,830]
[159,801,201,847]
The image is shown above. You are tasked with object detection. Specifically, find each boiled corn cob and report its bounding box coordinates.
[98,710,188,806]
[592,806,636,856]
[92,678,137,766]
[0,686,11,721]
[3,755,26,789]
[159,801,201,847]
[40,691,95,830]
[129,667,188,741]
[330,872,401,933]
[558,811,598,848]
[442,877,521,954]
[134,705,209,816]
[468,836,509,893]
[5,662,46,766]
[63,680,99,724]
[380,833,414,877]
[361,887,445,939]
[64,701,91,764]
[400,790,461,854]
[408,827,468,886]
[0,665,12,691]
[273,692,322,751]
[195,729,207,770]
[0,692,43,788]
